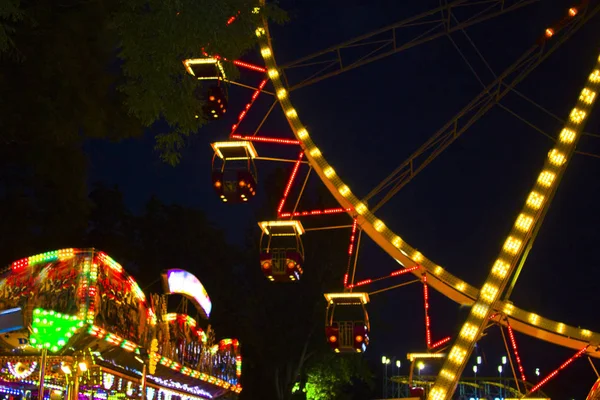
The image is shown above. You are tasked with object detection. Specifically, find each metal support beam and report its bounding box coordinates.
[365,3,598,212]
[282,0,538,91]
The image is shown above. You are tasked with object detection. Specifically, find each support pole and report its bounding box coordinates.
[38,348,47,400]
[141,363,148,400]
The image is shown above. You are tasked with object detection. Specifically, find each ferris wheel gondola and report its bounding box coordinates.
[184,57,229,119]
[324,292,370,353]
[258,220,304,282]
[211,141,258,203]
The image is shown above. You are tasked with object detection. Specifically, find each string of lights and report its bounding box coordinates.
[346,265,420,289]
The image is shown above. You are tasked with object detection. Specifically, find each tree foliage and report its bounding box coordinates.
[1,0,285,165]
[301,354,373,400]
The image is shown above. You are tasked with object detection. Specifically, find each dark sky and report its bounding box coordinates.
[86,1,600,398]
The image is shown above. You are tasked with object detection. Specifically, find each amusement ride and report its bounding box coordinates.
[190,0,600,398]
[2,1,600,400]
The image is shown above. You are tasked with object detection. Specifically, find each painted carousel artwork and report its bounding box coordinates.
[0,248,242,400]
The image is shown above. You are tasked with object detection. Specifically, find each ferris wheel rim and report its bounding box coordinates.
[257,1,600,357]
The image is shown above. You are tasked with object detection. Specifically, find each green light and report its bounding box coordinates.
[31,308,84,353]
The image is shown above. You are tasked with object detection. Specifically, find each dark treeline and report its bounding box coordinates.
[0,175,373,399]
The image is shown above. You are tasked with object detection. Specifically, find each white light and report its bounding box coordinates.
[498,365,503,374]
[473,365,477,374]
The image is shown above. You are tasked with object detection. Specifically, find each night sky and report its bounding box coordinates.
[86,1,600,398]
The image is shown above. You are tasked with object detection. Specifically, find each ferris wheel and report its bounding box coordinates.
[186,0,600,398]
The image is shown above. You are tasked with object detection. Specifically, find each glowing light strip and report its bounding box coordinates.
[257,3,600,371]
[211,140,258,159]
[11,248,75,271]
[230,134,299,145]
[163,269,212,319]
[343,218,359,287]
[230,78,268,135]
[424,274,432,348]
[348,218,358,256]
[7,361,38,379]
[182,58,227,80]
[226,11,240,25]
[91,326,241,392]
[428,48,600,400]
[277,152,304,214]
[202,51,267,73]
[528,346,588,394]
[507,324,527,382]
[407,353,446,361]
[431,336,452,349]
[346,265,420,289]
[324,292,369,304]
[233,60,267,73]
[279,207,353,218]
[258,220,305,236]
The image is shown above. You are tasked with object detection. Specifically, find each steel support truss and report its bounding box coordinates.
[281,0,538,91]
[364,1,600,212]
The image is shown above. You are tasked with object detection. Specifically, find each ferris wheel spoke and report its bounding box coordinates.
[365,5,597,211]
[281,0,538,91]
[429,16,600,398]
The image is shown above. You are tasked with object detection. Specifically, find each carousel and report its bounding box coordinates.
[0,248,242,400]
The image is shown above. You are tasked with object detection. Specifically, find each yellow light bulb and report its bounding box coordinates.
[480,283,499,303]
[579,88,596,104]
[559,128,576,143]
[324,166,336,178]
[309,147,321,157]
[448,346,467,364]
[526,192,544,210]
[460,323,479,340]
[528,313,539,325]
[548,149,566,166]
[392,236,403,248]
[373,219,386,232]
[297,128,308,139]
[260,47,271,58]
[434,266,444,275]
[514,214,534,232]
[355,203,367,215]
[286,109,297,118]
[268,69,279,79]
[338,185,350,196]
[556,322,566,334]
[589,70,600,83]
[537,171,556,187]
[277,89,287,99]
[255,28,266,37]
[440,369,455,380]
[472,304,488,318]
[569,108,586,124]
[429,388,447,400]
[503,303,514,315]
[413,251,423,263]
[491,259,510,277]
[503,236,522,255]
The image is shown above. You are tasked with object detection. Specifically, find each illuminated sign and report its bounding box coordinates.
[162,269,212,319]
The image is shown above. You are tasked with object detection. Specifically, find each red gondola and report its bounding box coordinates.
[184,58,229,119]
[211,141,258,203]
[324,292,370,353]
[258,220,304,282]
